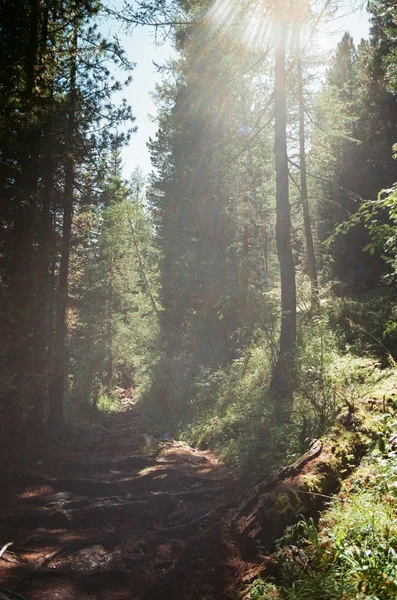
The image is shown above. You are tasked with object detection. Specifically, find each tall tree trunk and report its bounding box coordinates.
[48,27,77,427]
[106,253,114,390]
[270,17,297,423]
[13,0,40,286]
[31,108,54,427]
[5,0,41,433]
[297,39,319,309]
[29,1,54,428]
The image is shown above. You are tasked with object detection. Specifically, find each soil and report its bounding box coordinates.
[0,408,350,599]
[0,409,240,600]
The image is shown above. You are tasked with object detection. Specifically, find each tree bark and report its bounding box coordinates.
[270,17,297,422]
[247,146,267,292]
[31,108,54,427]
[106,253,114,390]
[5,0,41,433]
[48,27,77,427]
[29,0,55,428]
[297,40,319,310]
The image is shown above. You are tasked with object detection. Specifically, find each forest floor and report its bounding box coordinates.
[2,365,393,600]
[0,408,240,600]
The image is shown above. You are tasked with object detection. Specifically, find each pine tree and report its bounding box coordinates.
[0,0,134,434]
[69,160,159,416]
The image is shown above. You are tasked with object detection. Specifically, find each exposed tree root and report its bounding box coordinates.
[0,409,368,600]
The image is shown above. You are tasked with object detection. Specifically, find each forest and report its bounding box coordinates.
[1,0,397,598]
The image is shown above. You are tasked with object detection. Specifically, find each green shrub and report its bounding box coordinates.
[96,390,122,413]
[245,579,281,599]
[327,291,397,362]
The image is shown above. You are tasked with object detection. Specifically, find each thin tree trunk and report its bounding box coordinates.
[270,18,297,423]
[247,146,267,292]
[128,217,159,316]
[106,253,114,390]
[47,238,56,377]
[48,27,77,427]
[11,0,40,300]
[297,40,319,309]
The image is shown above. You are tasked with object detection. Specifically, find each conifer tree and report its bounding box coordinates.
[70,161,159,414]
[0,0,134,434]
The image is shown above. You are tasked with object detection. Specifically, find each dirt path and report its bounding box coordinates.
[0,410,238,600]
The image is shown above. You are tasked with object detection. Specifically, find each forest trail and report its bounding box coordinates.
[0,409,239,600]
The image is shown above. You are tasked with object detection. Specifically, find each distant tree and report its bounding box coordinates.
[315,7,397,293]
[69,160,160,416]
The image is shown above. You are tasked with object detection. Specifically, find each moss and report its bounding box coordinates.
[274,490,301,516]
[299,472,324,492]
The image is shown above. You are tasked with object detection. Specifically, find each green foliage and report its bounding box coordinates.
[96,390,122,413]
[250,407,397,600]
[135,311,379,477]
[314,9,397,292]
[295,314,380,444]
[358,186,397,278]
[0,0,134,429]
[327,291,397,361]
[159,335,279,473]
[246,579,281,600]
[143,329,303,475]
[69,163,160,419]
[325,184,397,283]
[149,316,372,475]
[147,0,282,418]
[295,318,342,438]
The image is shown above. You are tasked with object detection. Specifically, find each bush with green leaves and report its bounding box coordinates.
[327,291,397,362]
[294,314,382,446]
[96,390,123,414]
[143,316,382,477]
[246,579,281,600]
[182,336,283,475]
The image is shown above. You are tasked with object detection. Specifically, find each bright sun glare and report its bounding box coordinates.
[206,0,340,53]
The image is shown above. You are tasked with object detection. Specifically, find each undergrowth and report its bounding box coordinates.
[140,310,391,478]
[96,390,122,413]
[327,288,397,362]
[245,394,397,600]
[180,319,384,477]
[140,294,397,482]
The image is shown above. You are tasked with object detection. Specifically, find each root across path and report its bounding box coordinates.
[0,408,359,599]
[0,410,239,600]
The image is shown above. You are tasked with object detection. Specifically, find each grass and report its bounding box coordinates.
[141,314,397,481]
[180,319,392,479]
[96,391,122,413]
[135,296,397,598]
[244,385,397,600]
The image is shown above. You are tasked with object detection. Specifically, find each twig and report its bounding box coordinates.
[0,589,29,600]
[36,545,68,569]
[299,490,335,500]
[0,543,13,560]
[153,493,235,534]
[16,545,69,587]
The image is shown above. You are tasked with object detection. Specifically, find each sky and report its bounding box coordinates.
[102,2,371,178]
